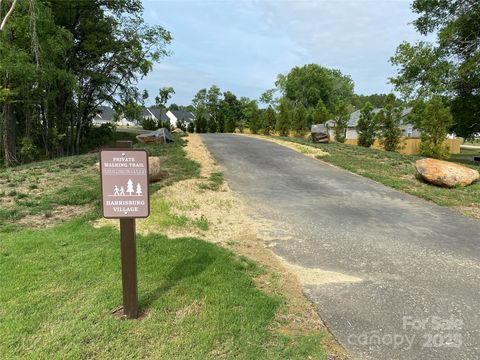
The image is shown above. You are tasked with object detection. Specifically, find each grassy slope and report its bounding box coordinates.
[274,136,480,211]
[0,134,327,359]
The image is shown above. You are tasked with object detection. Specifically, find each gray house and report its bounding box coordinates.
[93,106,115,125]
[324,107,420,140]
[166,110,195,128]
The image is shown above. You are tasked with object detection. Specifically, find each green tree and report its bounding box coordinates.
[206,85,222,132]
[357,102,377,147]
[187,121,195,133]
[243,100,260,134]
[276,97,292,136]
[311,100,329,125]
[276,64,354,112]
[390,0,480,139]
[293,103,308,135]
[411,97,453,159]
[194,108,208,133]
[261,106,276,135]
[332,100,350,143]
[222,91,241,133]
[259,89,277,107]
[377,95,403,152]
[155,86,175,108]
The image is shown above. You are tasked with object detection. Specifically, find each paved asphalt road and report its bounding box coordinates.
[201,134,480,360]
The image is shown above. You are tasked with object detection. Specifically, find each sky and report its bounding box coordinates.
[138,0,432,106]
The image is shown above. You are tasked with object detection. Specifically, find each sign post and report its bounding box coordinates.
[100,141,150,319]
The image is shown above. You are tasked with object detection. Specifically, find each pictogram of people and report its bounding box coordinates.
[112,180,143,197]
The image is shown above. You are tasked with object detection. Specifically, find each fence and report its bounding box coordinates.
[345,138,461,155]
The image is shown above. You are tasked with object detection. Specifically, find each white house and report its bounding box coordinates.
[324,107,420,140]
[166,110,195,128]
[92,106,115,126]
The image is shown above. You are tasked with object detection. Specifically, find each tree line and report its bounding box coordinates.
[0,0,171,167]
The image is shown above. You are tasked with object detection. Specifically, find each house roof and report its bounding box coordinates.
[170,110,195,123]
[325,107,412,128]
[148,107,169,121]
[94,106,114,121]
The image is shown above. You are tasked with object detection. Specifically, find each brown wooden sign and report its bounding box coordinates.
[100,149,150,219]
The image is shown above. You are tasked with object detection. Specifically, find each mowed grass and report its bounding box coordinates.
[275,137,480,213]
[0,133,199,232]
[0,219,326,359]
[0,134,328,359]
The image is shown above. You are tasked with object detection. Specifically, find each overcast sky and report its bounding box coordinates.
[138,0,431,106]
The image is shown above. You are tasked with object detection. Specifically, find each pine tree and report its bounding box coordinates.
[378,95,402,152]
[332,100,350,143]
[261,106,276,135]
[413,97,453,159]
[276,97,292,136]
[136,183,142,196]
[357,102,377,147]
[293,103,308,135]
[126,179,134,196]
[313,100,329,125]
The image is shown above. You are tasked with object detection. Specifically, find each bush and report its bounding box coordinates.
[187,121,195,133]
[378,95,402,152]
[81,123,116,151]
[413,97,453,160]
[357,102,377,147]
[141,117,157,130]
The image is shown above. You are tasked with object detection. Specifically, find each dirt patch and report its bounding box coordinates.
[16,204,94,228]
[454,205,480,219]
[237,133,329,158]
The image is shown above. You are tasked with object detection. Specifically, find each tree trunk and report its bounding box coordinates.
[75,121,82,154]
[3,101,18,167]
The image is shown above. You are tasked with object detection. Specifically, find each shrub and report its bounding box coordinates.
[413,97,453,160]
[141,117,157,130]
[378,95,402,152]
[332,99,350,143]
[357,102,377,147]
[261,106,276,135]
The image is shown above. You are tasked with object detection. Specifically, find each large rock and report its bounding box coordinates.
[136,128,173,144]
[415,158,479,188]
[94,156,166,183]
[148,156,166,182]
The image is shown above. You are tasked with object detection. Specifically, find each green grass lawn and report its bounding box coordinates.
[274,136,480,216]
[0,134,328,359]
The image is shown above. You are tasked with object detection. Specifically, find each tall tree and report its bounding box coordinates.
[332,99,350,143]
[222,91,241,133]
[357,102,377,147]
[243,100,260,134]
[206,85,222,132]
[377,95,403,152]
[390,0,480,138]
[411,96,453,159]
[49,0,172,154]
[312,99,329,125]
[155,86,175,108]
[261,106,276,135]
[293,103,308,135]
[276,64,354,112]
[276,97,292,136]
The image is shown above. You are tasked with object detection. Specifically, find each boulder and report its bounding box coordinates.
[136,128,173,144]
[94,156,167,183]
[415,158,479,188]
[148,156,166,182]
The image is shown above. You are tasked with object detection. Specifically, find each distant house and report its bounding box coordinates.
[325,107,420,140]
[142,107,169,124]
[116,107,168,127]
[166,110,195,128]
[93,106,115,126]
